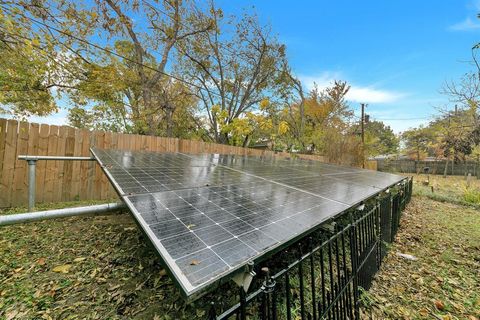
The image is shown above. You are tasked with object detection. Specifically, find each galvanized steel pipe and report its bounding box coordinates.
[27,159,36,211]
[18,155,96,161]
[18,155,97,211]
[0,202,126,226]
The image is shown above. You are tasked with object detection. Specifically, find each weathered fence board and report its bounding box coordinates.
[12,122,29,205]
[0,118,367,208]
[1,120,18,207]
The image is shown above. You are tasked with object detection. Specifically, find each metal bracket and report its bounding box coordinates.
[261,267,276,294]
[355,203,366,211]
[232,261,256,293]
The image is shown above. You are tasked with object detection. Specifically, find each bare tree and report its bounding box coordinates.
[178,2,287,143]
[91,0,211,135]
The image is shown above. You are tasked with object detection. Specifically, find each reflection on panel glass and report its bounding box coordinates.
[91,148,404,296]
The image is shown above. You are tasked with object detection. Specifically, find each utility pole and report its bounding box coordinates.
[361,103,366,168]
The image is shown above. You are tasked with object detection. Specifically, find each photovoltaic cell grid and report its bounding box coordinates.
[91,148,405,298]
[91,149,255,194]
[213,155,388,205]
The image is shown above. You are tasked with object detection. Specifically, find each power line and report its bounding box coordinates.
[1,5,224,98]
[150,3,245,60]
[351,114,431,121]
[374,117,431,121]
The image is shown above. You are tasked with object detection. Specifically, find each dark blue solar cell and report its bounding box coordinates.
[91,147,405,298]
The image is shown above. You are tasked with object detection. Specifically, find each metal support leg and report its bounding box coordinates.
[27,159,37,211]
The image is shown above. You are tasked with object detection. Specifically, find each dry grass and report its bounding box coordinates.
[363,197,480,319]
[412,174,480,206]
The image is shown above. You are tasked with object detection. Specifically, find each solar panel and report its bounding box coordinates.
[211,155,392,205]
[91,148,404,298]
[92,149,255,194]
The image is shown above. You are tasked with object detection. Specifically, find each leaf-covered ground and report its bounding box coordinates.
[362,196,480,319]
[0,203,224,320]
[1,178,479,319]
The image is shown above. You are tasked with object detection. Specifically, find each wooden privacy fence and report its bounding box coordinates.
[0,118,342,208]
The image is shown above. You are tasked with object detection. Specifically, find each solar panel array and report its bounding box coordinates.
[91,148,405,298]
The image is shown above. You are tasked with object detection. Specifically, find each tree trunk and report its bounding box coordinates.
[242,135,250,148]
[165,106,175,138]
[217,132,229,145]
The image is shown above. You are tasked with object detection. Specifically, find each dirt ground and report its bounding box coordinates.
[1,176,479,319]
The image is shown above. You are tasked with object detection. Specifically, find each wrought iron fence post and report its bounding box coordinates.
[308,237,317,320]
[298,245,306,320]
[260,267,276,320]
[375,202,381,269]
[239,286,247,320]
[390,194,395,243]
[349,222,360,318]
[208,301,217,320]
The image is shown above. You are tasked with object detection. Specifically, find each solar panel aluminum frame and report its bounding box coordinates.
[90,162,342,298]
[123,193,345,299]
[91,148,408,299]
[89,149,205,297]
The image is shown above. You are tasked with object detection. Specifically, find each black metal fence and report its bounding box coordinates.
[209,178,413,320]
[377,159,479,176]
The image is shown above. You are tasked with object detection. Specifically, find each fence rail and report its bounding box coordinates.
[209,178,412,320]
[377,159,479,176]
[0,119,377,208]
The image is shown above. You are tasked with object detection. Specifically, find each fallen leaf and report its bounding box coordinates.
[73,257,86,263]
[190,259,200,265]
[13,267,23,273]
[37,257,46,266]
[434,300,445,311]
[108,284,121,291]
[419,308,429,317]
[52,264,72,274]
[6,310,18,320]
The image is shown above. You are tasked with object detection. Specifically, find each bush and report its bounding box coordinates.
[463,188,480,204]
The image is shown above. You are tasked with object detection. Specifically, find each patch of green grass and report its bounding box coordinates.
[463,187,480,204]
[412,174,480,208]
